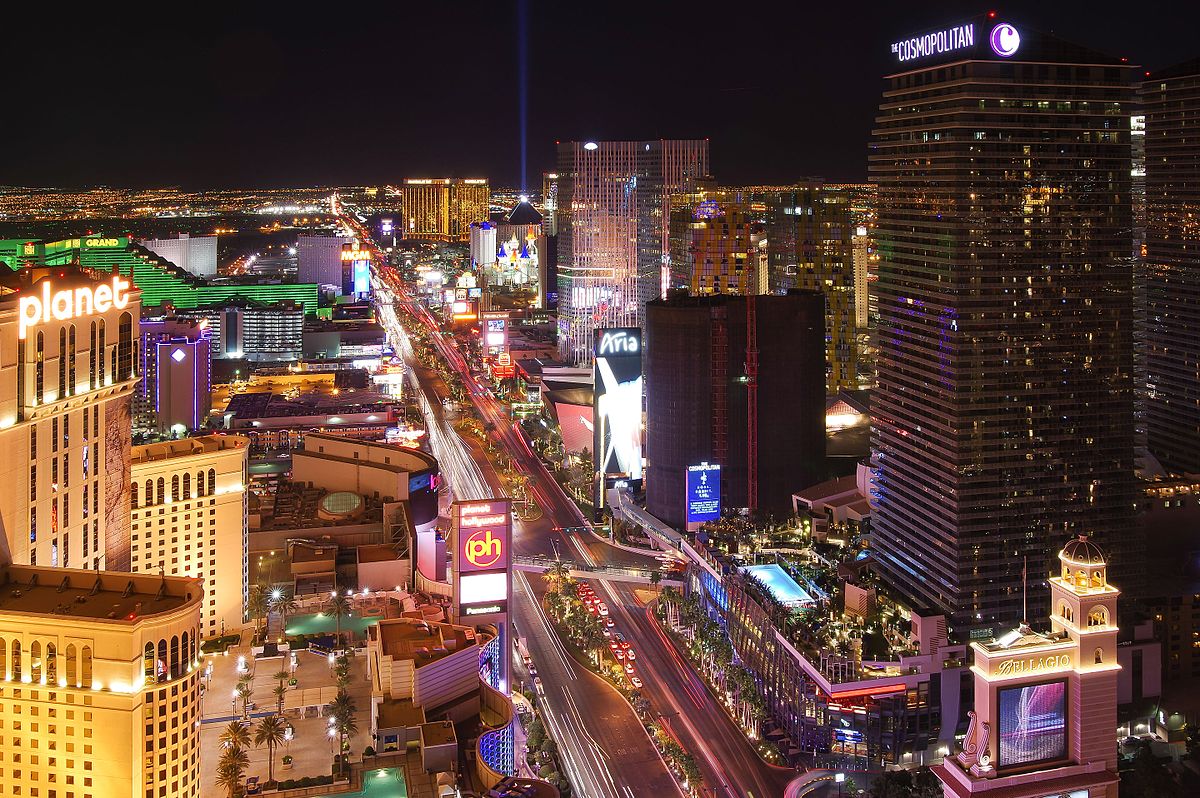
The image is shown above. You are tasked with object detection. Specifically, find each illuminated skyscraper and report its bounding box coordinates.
[0,266,141,572]
[870,15,1138,635]
[401,178,490,242]
[555,140,708,364]
[1142,60,1200,474]
[668,193,768,297]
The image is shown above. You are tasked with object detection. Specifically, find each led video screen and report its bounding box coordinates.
[998,680,1066,768]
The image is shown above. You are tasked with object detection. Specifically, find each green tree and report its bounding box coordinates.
[326,690,359,777]
[219,720,251,750]
[254,714,289,784]
[543,561,571,593]
[268,587,298,640]
[216,744,249,798]
[650,570,662,593]
[246,585,270,641]
[329,591,352,649]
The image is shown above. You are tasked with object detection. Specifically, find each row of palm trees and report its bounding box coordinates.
[657,587,767,740]
[542,563,608,664]
[246,584,300,644]
[215,714,289,797]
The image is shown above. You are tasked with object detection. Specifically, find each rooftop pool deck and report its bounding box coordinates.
[743,563,815,606]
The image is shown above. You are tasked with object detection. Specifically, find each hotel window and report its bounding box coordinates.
[68,326,76,395]
[88,322,96,390]
[58,328,67,398]
[36,331,45,404]
[30,426,37,459]
[52,419,58,453]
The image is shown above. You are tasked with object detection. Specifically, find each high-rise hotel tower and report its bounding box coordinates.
[0,266,141,572]
[869,16,1138,636]
[555,140,708,364]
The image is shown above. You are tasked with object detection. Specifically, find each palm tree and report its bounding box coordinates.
[326,691,359,777]
[235,682,253,720]
[254,714,289,784]
[329,592,352,650]
[216,744,249,798]
[543,561,571,593]
[219,720,251,750]
[246,585,270,641]
[269,586,298,641]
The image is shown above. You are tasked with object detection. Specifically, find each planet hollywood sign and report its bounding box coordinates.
[18,276,132,339]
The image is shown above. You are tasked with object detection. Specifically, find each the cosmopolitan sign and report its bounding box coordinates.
[19,276,132,339]
[891,21,1020,63]
[686,462,722,526]
[891,23,975,62]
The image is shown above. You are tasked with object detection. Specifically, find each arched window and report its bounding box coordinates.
[12,640,21,682]
[171,475,179,502]
[80,645,92,687]
[0,638,7,680]
[208,469,216,495]
[190,631,197,663]
[97,319,106,385]
[58,327,67,399]
[157,639,167,682]
[156,477,165,505]
[145,480,154,506]
[1095,648,1104,665]
[35,331,45,404]
[1088,606,1108,627]
[144,642,155,680]
[183,472,191,500]
[196,472,206,497]
[30,640,41,683]
[89,321,97,389]
[65,644,77,686]
[131,482,139,509]
[118,311,133,381]
[1092,570,1104,588]
[68,325,76,395]
[181,632,189,670]
[46,643,57,684]
[1076,570,1088,588]
[170,635,180,679]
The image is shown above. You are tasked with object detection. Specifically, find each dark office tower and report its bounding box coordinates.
[556,140,709,365]
[645,291,825,526]
[869,16,1138,636]
[1142,61,1200,475]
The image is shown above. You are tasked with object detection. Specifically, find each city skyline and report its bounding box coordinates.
[3,2,1199,190]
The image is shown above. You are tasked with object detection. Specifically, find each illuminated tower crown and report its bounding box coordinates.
[935,535,1121,798]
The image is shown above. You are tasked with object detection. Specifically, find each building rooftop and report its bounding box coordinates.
[377,697,426,730]
[505,200,543,226]
[420,720,457,747]
[371,618,477,667]
[131,434,248,464]
[0,566,200,622]
[358,544,402,564]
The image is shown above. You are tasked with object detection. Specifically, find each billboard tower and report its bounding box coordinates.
[450,499,513,694]
[593,328,643,516]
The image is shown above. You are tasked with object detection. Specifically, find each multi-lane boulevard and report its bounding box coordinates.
[344,206,799,797]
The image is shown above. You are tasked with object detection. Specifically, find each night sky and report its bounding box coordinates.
[5,1,1198,190]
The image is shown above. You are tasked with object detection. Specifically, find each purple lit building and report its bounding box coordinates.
[136,317,212,434]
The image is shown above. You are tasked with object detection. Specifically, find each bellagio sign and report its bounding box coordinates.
[18,276,132,339]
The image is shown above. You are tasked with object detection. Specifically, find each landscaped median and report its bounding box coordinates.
[540,565,704,796]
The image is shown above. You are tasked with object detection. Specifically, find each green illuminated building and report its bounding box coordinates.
[0,235,320,314]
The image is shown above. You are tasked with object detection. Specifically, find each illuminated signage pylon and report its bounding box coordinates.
[934,536,1122,798]
[18,275,132,339]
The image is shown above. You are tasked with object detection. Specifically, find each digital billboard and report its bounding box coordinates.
[352,260,371,294]
[997,680,1066,768]
[686,462,721,527]
[455,500,511,575]
[594,328,643,512]
[485,318,507,348]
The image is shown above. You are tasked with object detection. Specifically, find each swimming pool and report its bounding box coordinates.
[742,564,814,606]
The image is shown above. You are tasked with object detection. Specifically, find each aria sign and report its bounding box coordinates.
[19,276,132,339]
[597,329,639,356]
[890,21,1020,62]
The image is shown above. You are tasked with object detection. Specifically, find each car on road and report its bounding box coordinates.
[597,602,609,617]
[624,662,635,675]
[604,617,614,628]
[609,640,621,653]
[626,648,636,661]
[630,676,643,689]
[614,648,625,660]
[534,676,544,695]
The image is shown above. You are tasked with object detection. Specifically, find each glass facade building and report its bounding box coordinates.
[869,18,1139,636]
[1142,60,1200,474]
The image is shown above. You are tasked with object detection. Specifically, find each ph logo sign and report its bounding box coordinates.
[464,529,504,569]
